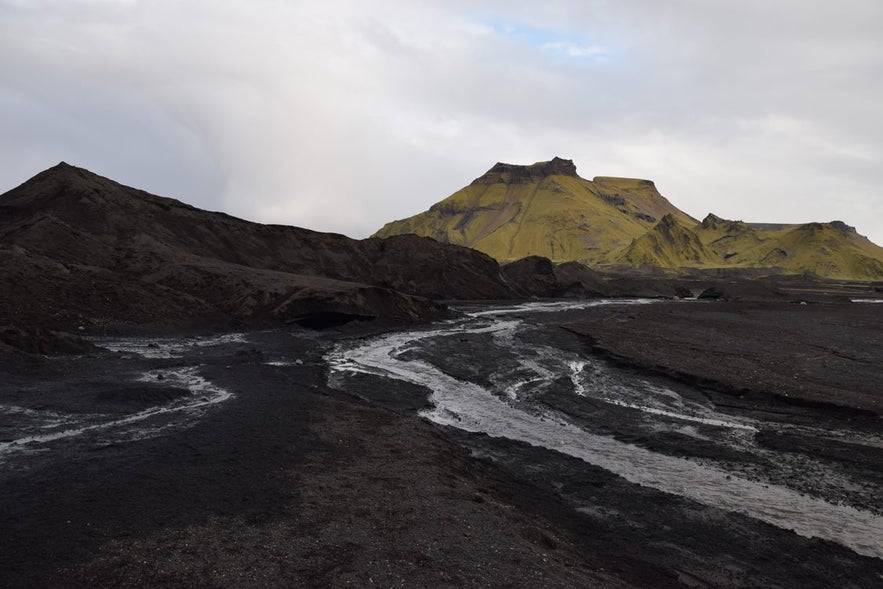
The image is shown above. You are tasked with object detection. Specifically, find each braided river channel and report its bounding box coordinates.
[326,300,883,560]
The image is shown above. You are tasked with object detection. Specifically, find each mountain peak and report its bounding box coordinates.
[827,220,857,235]
[0,162,205,225]
[12,161,104,191]
[475,157,579,185]
[699,213,751,233]
[0,162,132,212]
[700,213,726,227]
[41,161,89,178]
[620,214,717,267]
[795,221,858,237]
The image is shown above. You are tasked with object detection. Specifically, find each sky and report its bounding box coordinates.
[1,0,882,245]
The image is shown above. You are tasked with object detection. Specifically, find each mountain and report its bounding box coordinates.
[375,158,883,280]
[688,215,883,280]
[0,163,515,331]
[375,157,697,266]
[619,214,718,268]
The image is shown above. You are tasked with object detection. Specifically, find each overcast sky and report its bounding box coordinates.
[2,0,882,245]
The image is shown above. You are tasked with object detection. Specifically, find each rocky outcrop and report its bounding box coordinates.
[474,157,580,185]
[361,234,511,300]
[501,257,607,298]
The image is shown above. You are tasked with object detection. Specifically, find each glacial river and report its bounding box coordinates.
[326,299,883,560]
[0,334,240,462]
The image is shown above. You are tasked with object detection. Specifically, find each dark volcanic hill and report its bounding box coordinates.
[0,163,514,331]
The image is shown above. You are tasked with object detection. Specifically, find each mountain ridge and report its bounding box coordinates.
[375,158,883,280]
[0,163,517,330]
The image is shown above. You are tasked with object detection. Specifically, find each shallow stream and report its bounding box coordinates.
[327,299,883,559]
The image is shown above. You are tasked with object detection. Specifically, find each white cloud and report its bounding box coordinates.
[0,0,882,246]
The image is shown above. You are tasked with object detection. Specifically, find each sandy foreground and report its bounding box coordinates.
[0,299,881,588]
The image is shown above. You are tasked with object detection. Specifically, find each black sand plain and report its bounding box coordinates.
[1,298,881,588]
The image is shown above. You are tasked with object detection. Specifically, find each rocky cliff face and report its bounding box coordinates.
[0,163,514,331]
[474,157,579,184]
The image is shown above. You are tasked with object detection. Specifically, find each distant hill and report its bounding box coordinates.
[619,214,718,268]
[375,158,883,280]
[0,163,515,331]
[693,215,883,279]
[375,157,697,266]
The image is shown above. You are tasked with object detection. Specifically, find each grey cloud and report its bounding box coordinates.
[0,0,881,245]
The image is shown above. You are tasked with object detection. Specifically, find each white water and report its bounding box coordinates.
[0,367,232,460]
[464,298,657,317]
[327,300,883,560]
[93,332,248,358]
[567,359,758,432]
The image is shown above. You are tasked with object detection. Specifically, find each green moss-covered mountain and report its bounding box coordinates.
[375,158,883,280]
[693,215,883,279]
[376,157,696,265]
